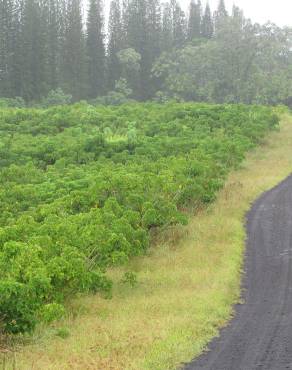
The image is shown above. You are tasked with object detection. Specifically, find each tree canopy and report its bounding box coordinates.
[0,0,291,105]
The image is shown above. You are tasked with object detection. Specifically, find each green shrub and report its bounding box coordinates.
[55,327,70,339]
[122,272,138,287]
[41,88,72,107]
[0,97,25,108]
[0,102,279,333]
[39,303,65,323]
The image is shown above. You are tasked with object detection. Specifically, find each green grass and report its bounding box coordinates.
[3,114,292,370]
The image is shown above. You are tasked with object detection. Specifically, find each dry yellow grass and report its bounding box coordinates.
[4,114,292,370]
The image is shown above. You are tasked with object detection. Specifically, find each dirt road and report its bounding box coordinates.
[185,175,292,370]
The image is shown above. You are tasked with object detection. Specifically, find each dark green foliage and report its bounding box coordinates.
[0,102,278,333]
[122,271,138,287]
[21,0,47,101]
[0,0,14,97]
[214,0,228,32]
[201,3,213,39]
[153,18,292,104]
[62,0,86,101]
[107,0,124,91]
[86,0,106,98]
[41,89,72,107]
[122,0,162,99]
[172,0,187,47]
[0,97,26,108]
[0,0,291,105]
[187,0,201,41]
[55,327,70,338]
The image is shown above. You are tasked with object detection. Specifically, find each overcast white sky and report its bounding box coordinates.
[183,0,292,27]
[102,0,292,28]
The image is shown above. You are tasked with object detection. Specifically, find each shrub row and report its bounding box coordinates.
[0,102,279,333]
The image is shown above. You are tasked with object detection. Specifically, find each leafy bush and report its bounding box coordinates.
[41,88,72,107]
[122,272,138,287]
[94,79,134,106]
[39,303,65,324]
[0,102,279,333]
[55,327,70,338]
[0,97,26,108]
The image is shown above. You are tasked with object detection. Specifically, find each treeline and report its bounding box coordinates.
[0,0,210,101]
[0,0,292,104]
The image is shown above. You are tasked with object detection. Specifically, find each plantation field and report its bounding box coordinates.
[0,103,279,335]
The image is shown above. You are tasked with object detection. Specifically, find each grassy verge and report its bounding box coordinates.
[4,114,292,370]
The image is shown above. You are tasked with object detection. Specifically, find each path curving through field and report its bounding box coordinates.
[185,174,292,370]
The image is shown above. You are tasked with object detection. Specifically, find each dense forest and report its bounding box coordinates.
[0,0,291,105]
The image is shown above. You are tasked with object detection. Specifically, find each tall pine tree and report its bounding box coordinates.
[171,0,186,47]
[124,0,146,98]
[86,0,105,98]
[201,2,213,39]
[145,0,161,97]
[21,0,47,100]
[187,0,202,41]
[161,2,173,52]
[0,0,15,96]
[62,0,86,101]
[108,0,123,90]
[47,0,60,91]
[146,0,161,62]
[214,0,228,33]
